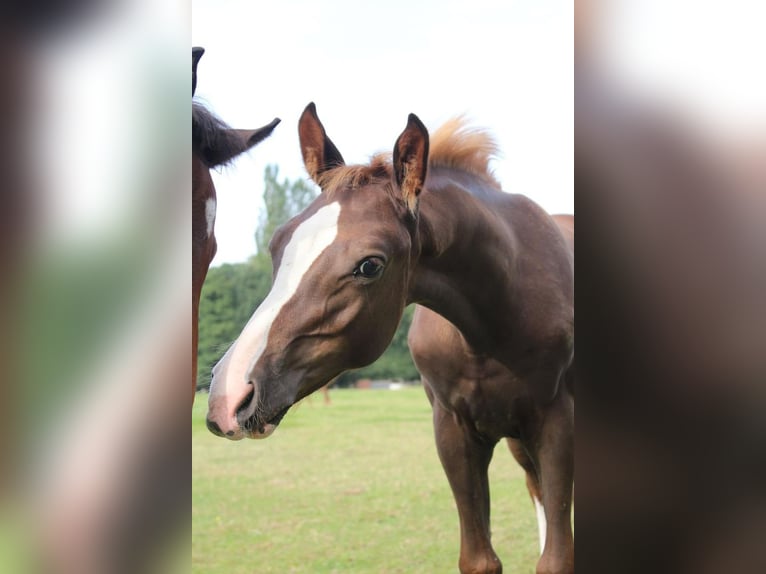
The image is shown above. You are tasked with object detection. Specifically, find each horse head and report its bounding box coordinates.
[207,102,428,438]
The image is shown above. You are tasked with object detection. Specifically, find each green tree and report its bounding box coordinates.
[196,258,273,389]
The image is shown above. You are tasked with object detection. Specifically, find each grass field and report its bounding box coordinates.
[193,386,539,573]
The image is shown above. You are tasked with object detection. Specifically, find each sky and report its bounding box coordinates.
[192,0,574,264]
[192,0,766,265]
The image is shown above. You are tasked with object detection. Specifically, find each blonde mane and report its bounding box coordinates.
[315,116,502,194]
[429,116,501,188]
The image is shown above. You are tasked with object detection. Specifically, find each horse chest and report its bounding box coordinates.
[429,357,530,441]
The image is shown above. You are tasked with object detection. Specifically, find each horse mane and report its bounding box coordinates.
[192,101,248,168]
[315,116,502,194]
[428,116,502,189]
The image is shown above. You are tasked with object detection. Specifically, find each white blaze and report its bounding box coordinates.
[534,496,547,555]
[205,197,216,238]
[208,202,341,421]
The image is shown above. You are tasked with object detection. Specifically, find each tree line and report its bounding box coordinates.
[196,165,419,390]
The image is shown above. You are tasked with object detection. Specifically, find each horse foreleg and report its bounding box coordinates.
[430,392,502,574]
[527,389,574,574]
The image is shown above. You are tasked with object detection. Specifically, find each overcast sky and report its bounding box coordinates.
[192,0,574,264]
[193,0,766,264]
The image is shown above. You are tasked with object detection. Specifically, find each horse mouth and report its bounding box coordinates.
[236,394,291,439]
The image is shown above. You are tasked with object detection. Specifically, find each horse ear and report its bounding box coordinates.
[235,117,281,151]
[192,47,204,96]
[298,102,345,184]
[393,113,429,215]
[204,118,280,167]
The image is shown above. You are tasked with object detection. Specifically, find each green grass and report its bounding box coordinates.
[193,387,539,573]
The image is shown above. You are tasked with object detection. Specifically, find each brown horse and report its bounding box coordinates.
[192,47,279,400]
[206,103,574,574]
[408,213,573,574]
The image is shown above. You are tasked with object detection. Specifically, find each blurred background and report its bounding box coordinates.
[576,1,766,573]
[1,1,188,573]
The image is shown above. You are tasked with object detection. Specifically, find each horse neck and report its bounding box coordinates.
[192,156,214,399]
[408,173,521,356]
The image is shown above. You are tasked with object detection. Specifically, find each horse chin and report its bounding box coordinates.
[244,423,277,440]
[240,404,291,440]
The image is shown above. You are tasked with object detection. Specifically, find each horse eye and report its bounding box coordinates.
[354,258,384,279]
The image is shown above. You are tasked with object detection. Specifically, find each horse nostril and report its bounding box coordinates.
[206,418,224,436]
[236,386,256,417]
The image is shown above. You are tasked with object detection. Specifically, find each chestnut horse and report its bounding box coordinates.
[206,103,573,574]
[408,213,573,574]
[191,47,279,400]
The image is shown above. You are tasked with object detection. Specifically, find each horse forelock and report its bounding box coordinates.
[315,154,393,197]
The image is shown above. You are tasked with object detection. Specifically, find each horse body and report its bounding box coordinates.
[408,213,574,574]
[206,104,572,573]
[409,174,574,404]
[191,47,279,400]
